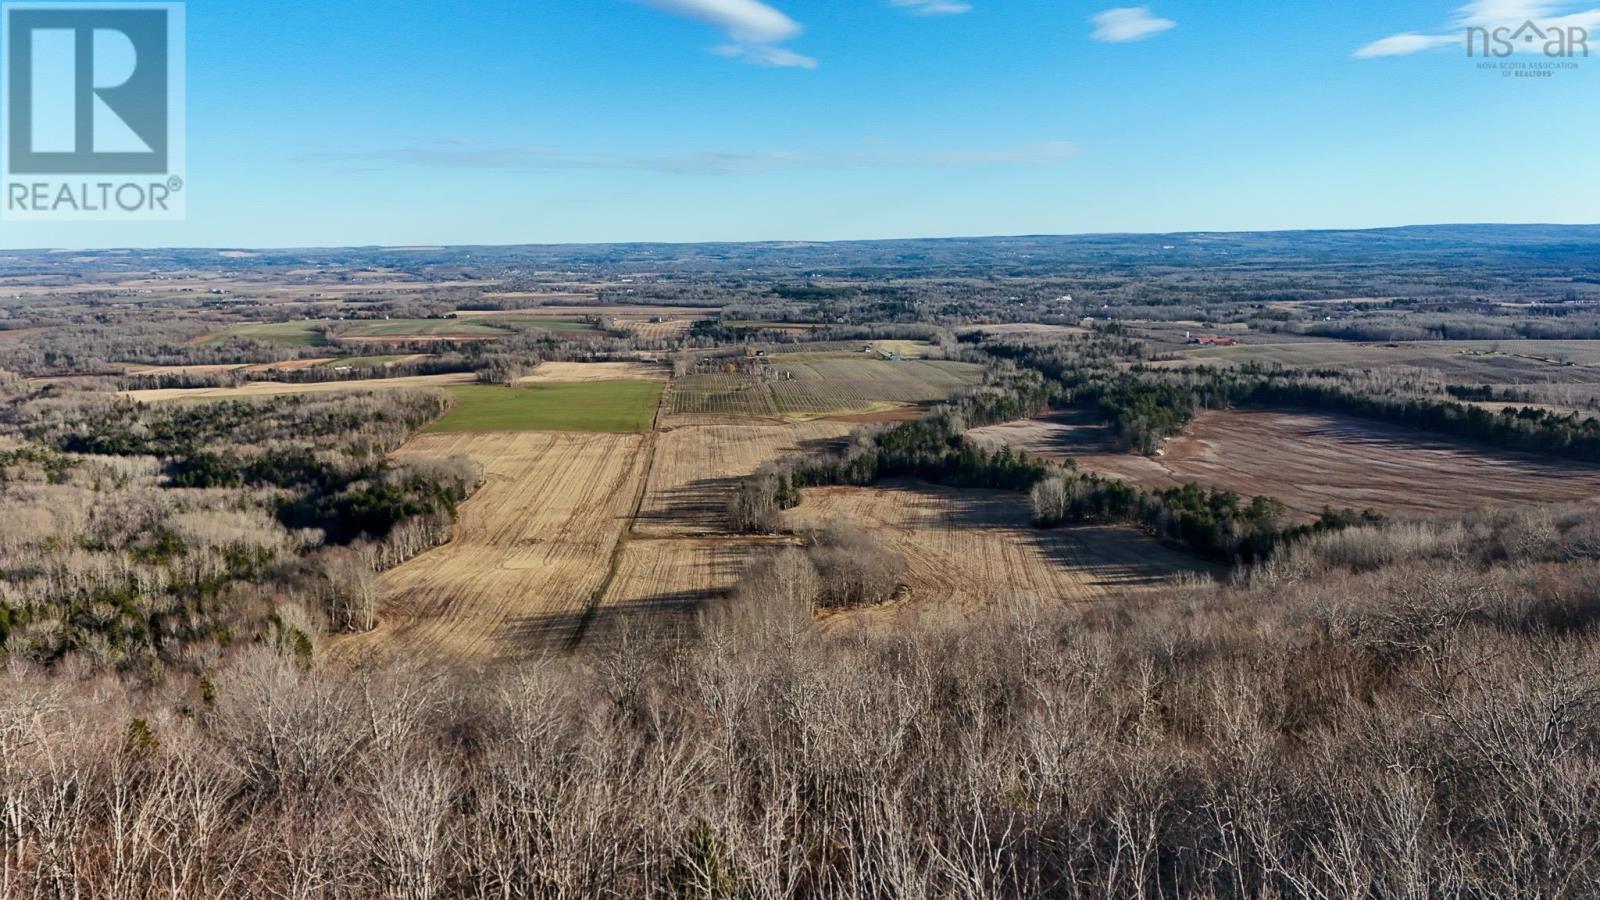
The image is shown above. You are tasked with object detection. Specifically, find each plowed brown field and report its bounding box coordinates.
[969,408,1600,520]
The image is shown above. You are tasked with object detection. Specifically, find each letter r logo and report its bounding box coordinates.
[5,6,168,174]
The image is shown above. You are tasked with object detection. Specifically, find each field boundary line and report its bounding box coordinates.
[565,378,671,650]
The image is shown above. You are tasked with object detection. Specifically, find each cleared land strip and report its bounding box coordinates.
[122,372,475,403]
[970,408,1600,520]
[335,431,649,665]
[122,363,666,405]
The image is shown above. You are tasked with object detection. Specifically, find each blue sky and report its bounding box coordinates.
[3,0,1598,249]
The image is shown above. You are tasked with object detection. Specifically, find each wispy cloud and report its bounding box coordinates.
[635,0,816,68]
[1090,6,1176,43]
[891,0,974,16]
[711,43,818,68]
[1355,0,1600,58]
[1353,33,1459,58]
[303,140,1078,176]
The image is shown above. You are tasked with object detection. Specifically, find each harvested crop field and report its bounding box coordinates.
[338,432,650,664]
[637,422,855,536]
[668,355,983,419]
[969,408,1600,520]
[669,374,781,418]
[200,319,515,347]
[766,355,984,413]
[517,361,668,383]
[199,321,329,348]
[586,538,757,646]
[955,323,1090,339]
[785,482,1208,612]
[122,372,475,403]
[628,317,702,340]
[1154,340,1600,385]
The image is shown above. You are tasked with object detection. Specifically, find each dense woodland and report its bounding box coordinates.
[0,387,479,673]
[4,502,1600,897]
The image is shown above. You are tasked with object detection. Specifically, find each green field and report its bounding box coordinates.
[340,319,510,338]
[427,380,664,434]
[202,321,328,347]
[486,313,601,331]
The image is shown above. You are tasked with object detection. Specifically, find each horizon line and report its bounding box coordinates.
[5,221,1600,255]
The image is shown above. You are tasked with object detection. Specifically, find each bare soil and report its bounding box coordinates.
[970,408,1600,520]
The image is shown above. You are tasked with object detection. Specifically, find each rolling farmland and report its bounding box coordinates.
[338,318,514,339]
[668,374,782,418]
[637,422,855,535]
[199,320,330,347]
[587,538,755,646]
[520,361,668,383]
[667,354,984,419]
[336,431,650,664]
[970,408,1600,520]
[121,372,476,403]
[427,380,664,434]
[784,482,1208,613]
[1154,339,1600,385]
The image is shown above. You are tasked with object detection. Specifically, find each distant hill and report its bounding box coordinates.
[5,223,1600,279]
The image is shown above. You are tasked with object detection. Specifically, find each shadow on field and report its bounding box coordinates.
[494,589,720,655]
[637,476,743,532]
[1031,525,1207,589]
[639,433,852,533]
[580,589,723,650]
[932,482,1210,591]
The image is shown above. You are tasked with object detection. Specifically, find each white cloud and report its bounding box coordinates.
[1090,7,1176,43]
[635,0,815,67]
[891,0,974,16]
[1356,0,1600,58]
[638,0,799,43]
[1353,33,1458,58]
[305,140,1079,175]
[712,43,818,68]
